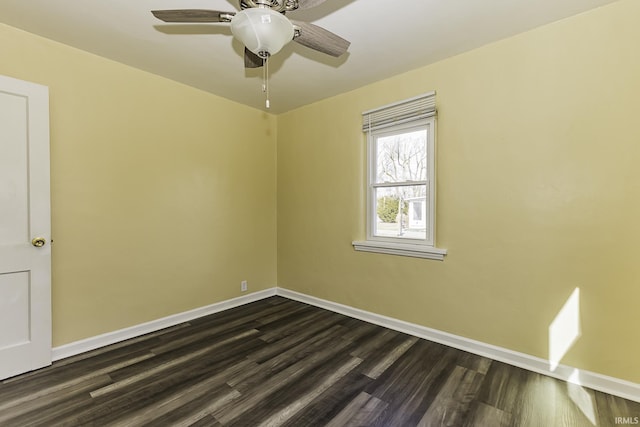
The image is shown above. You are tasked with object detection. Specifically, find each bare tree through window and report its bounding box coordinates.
[374,129,427,238]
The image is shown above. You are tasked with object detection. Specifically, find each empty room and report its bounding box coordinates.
[0,0,639,425]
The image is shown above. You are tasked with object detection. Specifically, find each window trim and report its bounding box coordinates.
[352,240,447,261]
[353,94,447,260]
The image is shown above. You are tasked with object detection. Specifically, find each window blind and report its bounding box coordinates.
[362,91,436,132]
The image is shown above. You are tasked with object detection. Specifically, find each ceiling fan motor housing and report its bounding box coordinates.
[241,0,298,13]
[231,8,294,58]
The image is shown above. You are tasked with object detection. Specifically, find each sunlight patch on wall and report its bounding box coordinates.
[549,288,581,372]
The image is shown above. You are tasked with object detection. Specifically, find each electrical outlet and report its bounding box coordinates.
[241,280,248,292]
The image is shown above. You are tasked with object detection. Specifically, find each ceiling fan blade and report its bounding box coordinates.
[244,48,264,69]
[151,10,234,23]
[292,21,350,57]
[296,0,329,10]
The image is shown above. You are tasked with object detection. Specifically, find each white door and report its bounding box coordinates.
[0,75,51,380]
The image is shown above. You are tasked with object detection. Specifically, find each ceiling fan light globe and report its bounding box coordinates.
[230,8,294,57]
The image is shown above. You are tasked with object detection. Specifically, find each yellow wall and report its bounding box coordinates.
[0,24,277,346]
[277,0,640,383]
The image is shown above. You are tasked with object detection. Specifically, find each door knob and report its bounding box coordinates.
[31,237,46,247]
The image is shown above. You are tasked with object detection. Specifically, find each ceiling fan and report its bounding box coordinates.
[151,0,351,69]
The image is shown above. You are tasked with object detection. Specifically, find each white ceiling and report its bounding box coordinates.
[0,0,619,113]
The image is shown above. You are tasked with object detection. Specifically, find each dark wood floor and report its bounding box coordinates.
[1,297,638,426]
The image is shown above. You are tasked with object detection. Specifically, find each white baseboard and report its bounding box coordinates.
[276,288,640,403]
[52,288,277,361]
[52,286,640,403]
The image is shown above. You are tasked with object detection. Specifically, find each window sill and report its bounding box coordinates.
[352,240,447,261]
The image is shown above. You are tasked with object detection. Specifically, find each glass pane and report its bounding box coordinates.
[375,129,427,184]
[374,185,427,240]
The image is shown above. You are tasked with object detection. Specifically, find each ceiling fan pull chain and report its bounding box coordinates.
[263,55,271,109]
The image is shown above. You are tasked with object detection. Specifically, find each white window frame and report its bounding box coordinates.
[353,93,447,260]
[367,119,435,245]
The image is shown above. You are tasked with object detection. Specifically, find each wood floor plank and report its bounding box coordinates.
[253,300,314,326]
[152,391,234,427]
[350,328,398,359]
[228,324,345,390]
[94,329,259,398]
[595,390,640,426]
[552,375,598,426]
[0,374,112,426]
[325,391,389,427]
[214,336,355,424]
[52,358,250,426]
[476,360,530,411]
[416,365,485,427]
[111,383,240,427]
[62,339,262,425]
[257,308,342,343]
[248,317,345,364]
[339,318,381,342]
[0,296,636,427]
[186,297,286,329]
[279,371,374,427]
[464,401,513,427]
[562,382,601,426]
[456,350,493,375]
[325,391,372,427]
[51,323,189,369]
[149,319,262,356]
[0,351,154,413]
[512,372,560,426]
[47,344,262,426]
[146,301,295,355]
[226,351,362,427]
[369,344,460,426]
[254,356,362,427]
[363,335,419,379]
[0,344,155,403]
[366,339,449,400]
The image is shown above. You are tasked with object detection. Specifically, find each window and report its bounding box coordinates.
[353,92,447,260]
[370,122,432,242]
